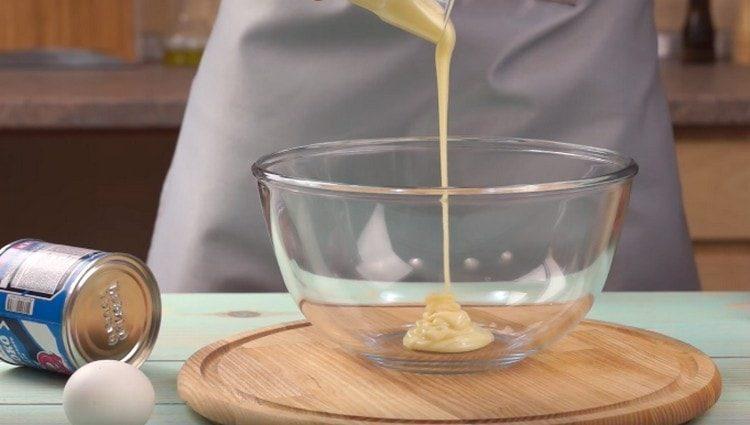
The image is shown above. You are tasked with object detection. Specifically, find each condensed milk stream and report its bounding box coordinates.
[350,0,493,352]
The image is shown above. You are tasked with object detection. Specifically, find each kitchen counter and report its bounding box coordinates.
[661,61,750,127]
[1,62,750,129]
[0,65,193,129]
[0,292,746,424]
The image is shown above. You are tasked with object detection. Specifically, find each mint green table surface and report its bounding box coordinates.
[1,292,748,424]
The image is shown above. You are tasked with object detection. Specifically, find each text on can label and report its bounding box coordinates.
[101,282,128,346]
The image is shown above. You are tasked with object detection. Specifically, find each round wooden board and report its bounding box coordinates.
[178,320,721,425]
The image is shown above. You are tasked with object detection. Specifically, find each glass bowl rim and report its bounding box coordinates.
[251,136,638,196]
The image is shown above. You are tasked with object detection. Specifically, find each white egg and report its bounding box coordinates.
[63,360,155,425]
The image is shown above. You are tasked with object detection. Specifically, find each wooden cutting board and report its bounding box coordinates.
[178,320,721,425]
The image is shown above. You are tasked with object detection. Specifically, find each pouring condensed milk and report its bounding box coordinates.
[350,0,494,353]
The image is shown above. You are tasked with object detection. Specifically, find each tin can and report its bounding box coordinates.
[0,239,161,374]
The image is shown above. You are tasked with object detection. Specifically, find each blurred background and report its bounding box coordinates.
[0,0,747,291]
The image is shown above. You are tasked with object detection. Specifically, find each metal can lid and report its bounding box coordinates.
[63,253,161,369]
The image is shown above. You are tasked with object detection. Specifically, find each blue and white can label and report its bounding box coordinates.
[0,240,100,374]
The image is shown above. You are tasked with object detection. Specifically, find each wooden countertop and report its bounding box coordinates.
[0,292,746,424]
[1,62,749,129]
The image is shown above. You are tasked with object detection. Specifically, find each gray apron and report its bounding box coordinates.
[149,0,699,292]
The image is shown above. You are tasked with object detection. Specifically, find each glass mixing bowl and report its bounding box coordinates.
[252,137,637,373]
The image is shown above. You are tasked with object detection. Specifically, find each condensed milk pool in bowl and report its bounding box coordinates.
[253,137,638,373]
